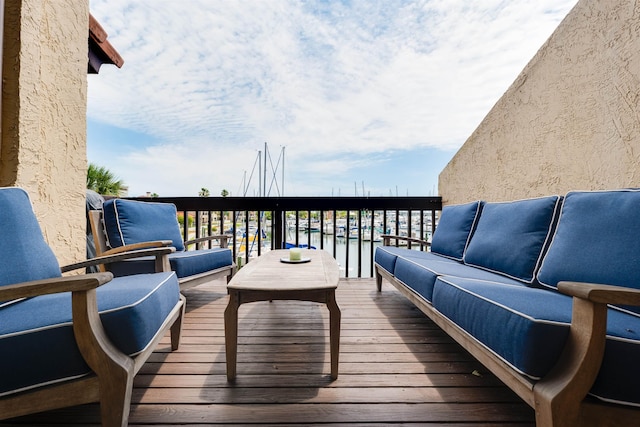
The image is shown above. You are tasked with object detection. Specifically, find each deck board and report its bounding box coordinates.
[2,278,535,426]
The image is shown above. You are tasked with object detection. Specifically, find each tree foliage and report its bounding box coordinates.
[87,163,125,195]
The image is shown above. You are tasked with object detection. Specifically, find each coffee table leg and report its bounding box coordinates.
[225,291,240,382]
[327,290,341,380]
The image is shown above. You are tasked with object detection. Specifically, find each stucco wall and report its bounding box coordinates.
[439,0,640,205]
[1,0,88,265]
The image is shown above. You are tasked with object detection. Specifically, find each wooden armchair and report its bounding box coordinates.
[0,188,185,426]
[90,198,236,291]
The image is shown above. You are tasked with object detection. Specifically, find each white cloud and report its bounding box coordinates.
[88,0,577,196]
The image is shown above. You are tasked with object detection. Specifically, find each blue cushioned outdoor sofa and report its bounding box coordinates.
[0,188,185,426]
[90,198,235,291]
[375,190,640,426]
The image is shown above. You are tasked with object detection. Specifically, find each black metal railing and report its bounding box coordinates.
[129,196,442,278]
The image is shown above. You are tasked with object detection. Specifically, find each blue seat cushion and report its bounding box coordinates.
[374,246,428,275]
[591,317,640,406]
[430,201,482,261]
[107,247,233,279]
[463,196,561,283]
[537,190,640,316]
[432,276,640,406]
[433,276,572,379]
[394,253,525,303]
[103,199,185,252]
[375,246,455,278]
[0,272,180,396]
[0,188,61,288]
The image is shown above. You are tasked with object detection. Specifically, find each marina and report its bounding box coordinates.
[220,211,434,278]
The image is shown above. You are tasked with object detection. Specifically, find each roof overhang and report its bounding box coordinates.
[89,14,124,74]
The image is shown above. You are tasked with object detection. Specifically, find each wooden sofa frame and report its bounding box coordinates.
[89,210,236,290]
[0,248,185,427]
[376,235,640,427]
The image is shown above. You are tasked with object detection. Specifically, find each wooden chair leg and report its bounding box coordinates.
[99,368,134,427]
[227,266,237,283]
[72,289,136,427]
[171,295,186,351]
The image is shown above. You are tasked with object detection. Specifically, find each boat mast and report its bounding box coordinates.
[263,142,268,197]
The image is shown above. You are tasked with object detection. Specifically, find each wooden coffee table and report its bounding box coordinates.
[224,249,341,381]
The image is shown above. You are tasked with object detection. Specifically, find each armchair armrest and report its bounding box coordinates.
[61,246,176,273]
[99,240,173,257]
[558,281,640,306]
[0,272,113,301]
[380,234,431,250]
[185,234,231,249]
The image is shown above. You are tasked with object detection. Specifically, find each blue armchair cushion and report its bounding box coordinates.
[0,188,61,288]
[537,190,640,317]
[103,199,185,252]
[463,196,561,283]
[430,201,482,261]
[0,271,180,397]
[106,247,233,279]
[432,275,640,406]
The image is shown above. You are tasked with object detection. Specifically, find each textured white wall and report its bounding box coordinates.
[1,0,88,265]
[439,0,640,205]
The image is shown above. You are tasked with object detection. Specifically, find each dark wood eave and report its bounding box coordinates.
[88,13,124,74]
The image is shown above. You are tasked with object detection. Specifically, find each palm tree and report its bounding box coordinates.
[87,163,125,195]
[199,187,210,197]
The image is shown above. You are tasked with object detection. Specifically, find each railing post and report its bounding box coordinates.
[194,210,201,247]
[357,209,362,278]
[344,210,350,277]
[273,207,284,249]
[432,209,437,236]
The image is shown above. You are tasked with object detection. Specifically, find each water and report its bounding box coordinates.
[285,232,382,278]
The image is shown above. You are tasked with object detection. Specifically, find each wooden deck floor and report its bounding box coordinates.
[4,278,534,426]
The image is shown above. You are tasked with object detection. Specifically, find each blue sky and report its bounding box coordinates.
[88,0,578,197]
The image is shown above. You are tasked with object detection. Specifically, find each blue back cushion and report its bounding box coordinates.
[537,190,640,314]
[463,195,561,283]
[0,187,61,288]
[103,199,185,252]
[430,201,482,261]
